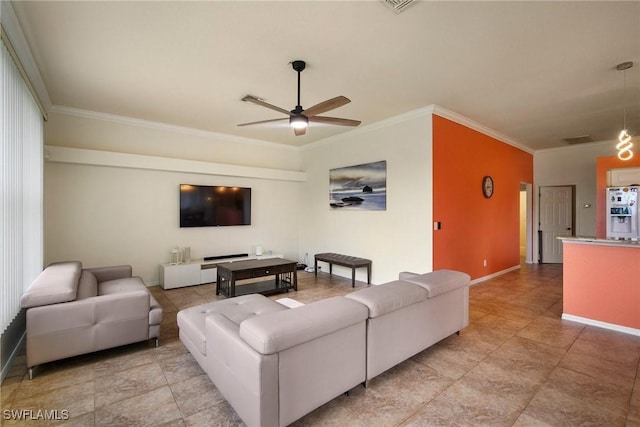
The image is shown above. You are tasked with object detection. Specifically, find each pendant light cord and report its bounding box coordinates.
[623,68,627,130]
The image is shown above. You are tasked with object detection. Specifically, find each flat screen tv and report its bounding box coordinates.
[180,184,251,227]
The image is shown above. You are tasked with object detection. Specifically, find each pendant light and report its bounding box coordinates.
[616,61,634,161]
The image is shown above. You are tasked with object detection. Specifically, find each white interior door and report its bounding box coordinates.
[539,186,573,263]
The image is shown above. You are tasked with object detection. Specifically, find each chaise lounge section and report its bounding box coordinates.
[179,294,368,427]
[177,269,470,426]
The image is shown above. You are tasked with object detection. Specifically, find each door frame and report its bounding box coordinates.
[537,185,576,263]
[521,182,534,264]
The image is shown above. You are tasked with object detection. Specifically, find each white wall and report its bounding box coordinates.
[43,110,303,285]
[533,140,619,257]
[45,107,435,287]
[299,109,433,284]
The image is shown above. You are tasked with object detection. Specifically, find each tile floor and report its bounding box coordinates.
[2,263,639,426]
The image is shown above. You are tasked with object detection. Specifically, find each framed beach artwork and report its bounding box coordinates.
[329,160,387,211]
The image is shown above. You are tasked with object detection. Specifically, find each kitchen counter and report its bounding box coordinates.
[559,236,640,247]
[560,238,640,336]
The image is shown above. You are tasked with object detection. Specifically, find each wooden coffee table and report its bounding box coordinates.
[216,258,297,298]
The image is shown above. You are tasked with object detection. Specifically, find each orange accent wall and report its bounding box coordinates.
[563,242,640,330]
[432,115,533,279]
[596,155,640,238]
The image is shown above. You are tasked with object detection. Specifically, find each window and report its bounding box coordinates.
[1,40,44,333]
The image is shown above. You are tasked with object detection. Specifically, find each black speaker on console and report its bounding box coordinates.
[204,253,249,261]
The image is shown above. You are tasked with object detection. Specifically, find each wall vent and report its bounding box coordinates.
[381,0,416,13]
[563,135,595,145]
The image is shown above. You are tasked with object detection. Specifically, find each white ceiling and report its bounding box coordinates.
[11,0,640,150]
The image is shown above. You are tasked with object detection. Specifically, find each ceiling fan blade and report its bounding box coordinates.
[242,95,292,116]
[303,96,351,118]
[237,117,288,127]
[294,126,307,136]
[309,116,361,127]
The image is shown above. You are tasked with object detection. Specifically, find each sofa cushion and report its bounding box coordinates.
[21,261,82,308]
[239,296,368,355]
[345,280,428,318]
[399,270,470,298]
[76,270,98,300]
[98,277,146,295]
[177,294,286,356]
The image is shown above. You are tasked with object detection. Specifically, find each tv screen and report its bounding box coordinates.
[180,184,251,227]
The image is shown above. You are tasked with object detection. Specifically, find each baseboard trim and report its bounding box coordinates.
[469,264,521,286]
[561,313,640,337]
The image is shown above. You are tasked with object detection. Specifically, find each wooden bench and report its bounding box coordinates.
[314,253,372,287]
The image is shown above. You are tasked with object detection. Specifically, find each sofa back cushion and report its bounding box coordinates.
[76,270,98,300]
[399,270,470,298]
[345,280,427,318]
[21,261,82,308]
[98,276,146,295]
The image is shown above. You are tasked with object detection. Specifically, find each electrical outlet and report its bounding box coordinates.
[483,259,487,267]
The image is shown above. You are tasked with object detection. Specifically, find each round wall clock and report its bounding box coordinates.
[482,176,494,198]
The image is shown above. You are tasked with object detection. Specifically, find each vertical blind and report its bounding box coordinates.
[1,39,43,334]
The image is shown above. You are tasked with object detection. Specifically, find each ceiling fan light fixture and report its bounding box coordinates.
[289,115,308,129]
[238,59,359,136]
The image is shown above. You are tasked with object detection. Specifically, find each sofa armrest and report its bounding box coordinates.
[205,313,280,427]
[84,265,132,282]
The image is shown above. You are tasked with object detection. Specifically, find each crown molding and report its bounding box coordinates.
[534,138,620,156]
[52,103,534,155]
[431,105,534,154]
[304,104,534,153]
[0,1,52,116]
[49,105,298,151]
[301,105,435,150]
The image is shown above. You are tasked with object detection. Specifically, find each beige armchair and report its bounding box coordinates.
[21,261,163,378]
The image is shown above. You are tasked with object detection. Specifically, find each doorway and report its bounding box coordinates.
[520,183,533,264]
[539,186,575,263]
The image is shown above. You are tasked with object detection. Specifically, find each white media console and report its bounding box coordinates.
[159,253,283,290]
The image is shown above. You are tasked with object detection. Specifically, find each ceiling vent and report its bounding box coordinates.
[563,135,595,145]
[381,0,416,13]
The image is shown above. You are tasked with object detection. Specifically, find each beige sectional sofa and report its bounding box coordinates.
[177,269,470,427]
[21,261,163,378]
[347,270,469,383]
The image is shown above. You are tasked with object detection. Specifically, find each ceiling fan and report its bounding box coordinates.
[237,60,361,136]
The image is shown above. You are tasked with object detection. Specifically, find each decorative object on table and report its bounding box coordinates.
[329,160,386,210]
[182,246,191,263]
[170,246,183,265]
